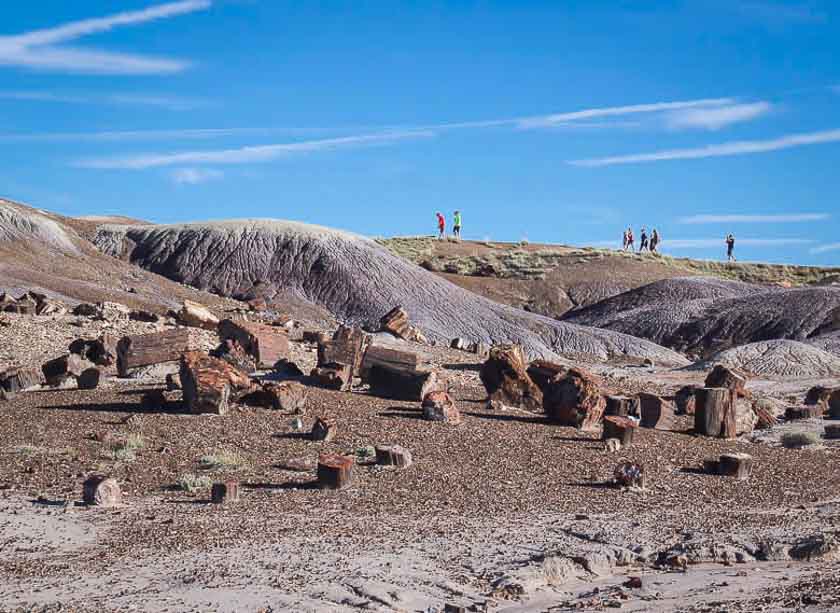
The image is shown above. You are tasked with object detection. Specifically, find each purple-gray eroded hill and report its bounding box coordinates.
[93,220,689,365]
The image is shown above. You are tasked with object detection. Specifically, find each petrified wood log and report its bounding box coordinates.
[375,445,413,468]
[602,416,637,447]
[311,417,337,442]
[785,405,823,421]
[117,328,192,377]
[318,325,368,376]
[317,453,353,490]
[604,395,637,418]
[311,363,353,391]
[83,475,122,507]
[480,345,543,411]
[422,390,461,424]
[638,393,675,430]
[361,345,420,377]
[42,354,93,387]
[178,300,219,330]
[705,365,749,398]
[380,306,427,343]
[694,387,735,438]
[674,385,698,415]
[263,381,307,413]
[718,453,753,480]
[543,368,604,430]
[211,480,240,504]
[180,351,252,415]
[219,319,290,369]
[368,366,444,402]
[0,366,44,394]
[69,334,117,367]
[526,360,568,394]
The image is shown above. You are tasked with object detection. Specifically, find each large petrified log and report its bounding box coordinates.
[117,329,193,377]
[219,319,289,370]
[543,367,605,430]
[361,345,420,377]
[602,415,637,447]
[42,354,93,387]
[311,363,353,391]
[526,360,568,394]
[318,325,368,377]
[705,365,749,398]
[380,306,427,343]
[638,393,676,430]
[422,390,461,424]
[694,387,736,438]
[317,453,353,489]
[479,345,543,411]
[604,395,637,418]
[178,300,219,330]
[368,366,444,402]
[180,351,252,415]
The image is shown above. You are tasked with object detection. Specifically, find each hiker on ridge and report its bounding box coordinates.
[650,228,660,253]
[453,210,462,240]
[625,226,635,251]
[639,227,649,252]
[726,233,736,262]
[436,212,446,240]
[622,228,629,251]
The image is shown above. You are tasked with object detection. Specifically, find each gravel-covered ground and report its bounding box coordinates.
[3,312,840,612]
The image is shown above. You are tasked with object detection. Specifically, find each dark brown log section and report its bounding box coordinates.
[638,393,676,430]
[605,395,637,418]
[219,319,289,369]
[694,387,736,439]
[361,345,420,377]
[375,445,413,468]
[367,366,444,402]
[42,354,92,386]
[117,328,192,377]
[480,345,543,411]
[526,360,568,394]
[0,366,44,394]
[543,368,604,430]
[311,363,353,391]
[263,381,308,413]
[311,417,337,441]
[180,351,252,415]
[318,325,368,377]
[718,453,753,480]
[602,416,637,447]
[317,453,353,490]
[211,480,240,504]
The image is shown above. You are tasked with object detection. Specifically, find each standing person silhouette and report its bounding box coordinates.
[436,212,446,239]
[650,228,660,253]
[626,226,635,251]
[453,210,462,240]
[639,227,649,252]
[622,228,628,251]
[726,233,736,262]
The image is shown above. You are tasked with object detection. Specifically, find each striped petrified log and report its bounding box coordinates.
[480,345,543,411]
[179,351,252,416]
[602,415,637,448]
[262,381,307,413]
[374,445,413,468]
[380,306,427,343]
[543,368,604,430]
[368,366,444,402]
[117,328,192,377]
[605,395,637,418]
[361,345,420,378]
[694,387,736,439]
[318,325,369,377]
[638,393,675,430]
[0,366,44,394]
[705,365,749,398]
[219,319,290,370]
[718,453,753,480]
[317,453,354,490]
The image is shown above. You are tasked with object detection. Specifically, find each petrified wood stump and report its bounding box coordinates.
[375,445,413,468]
[317,453,353,490]
[83,475,122,507]
[602,415,637,448]
[211,480,240,504]
[718,453,753,480]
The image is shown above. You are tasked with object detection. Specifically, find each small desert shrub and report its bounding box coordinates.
[356,445,375,460]
[177,473,212,494]
[781,431,820,449]
[199,450,244,470]
[15,445,40,456]
[105,434,145,462]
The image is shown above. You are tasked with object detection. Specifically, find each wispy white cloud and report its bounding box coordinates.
[679,213,830,224]
[170,167,223,184]
[569,128,840,167]
[665,102,772,131]
[76,130,435,169]
[810,243,840,254]
[0,90,206,110]
[0,1,210,74]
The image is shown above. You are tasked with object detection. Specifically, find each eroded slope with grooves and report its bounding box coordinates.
[564,277,840,357]
[94,220,689,365]
[696,340,840,378]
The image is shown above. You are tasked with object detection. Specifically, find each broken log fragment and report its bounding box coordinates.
[480,345,543,411]
[368,366,444,402]
[211,480,240,504]
[543,367,604,430]
[602,416,637,448]
[117,328,192,377]
[805,385,834,409]
[705,365,749,397]
[180,351,252,416]
[178,300,219,330]
[638,393,676,430]
[311,417,337,442]
[785,405,823,421]
[318,325,368,376]
[0,366,44,394]
[674,385,699,415]
[361,345,420,377]
[317,453,354,490]
[219,319,290,369]
[69,334,117,367]
[380,306,427,343]
[311,363,353,391]
[422,390,461,423]
[83,475,122,507]
[604,395,637,418]
[526,360,568,394]
[77,368,101,390]
[718,453,753,480]
[375,445,413,468]
[613,462,645,488]
[42,354,93,387]
[694,387,735,439]
[263,381,307,413]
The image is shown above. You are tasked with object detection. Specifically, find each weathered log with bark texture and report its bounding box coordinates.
[77,368,101,390]
[263,381,307,413]
[480,345,543,411]
[69,334,117,367]
[214,339,257,374]
[380,306,427,343]
[303,330,331,345]
[718,453,753,480]
[117,328,192,377]
[526,360,568,394]
[368,366,444,402]
[674,385,698,415]
[805,385,834,409]
[705,365,749,398]
[42,354,93,386]
[211,480,240,504]
[311,363,353,391]
[604,395,637,417]
[311,417,336,441]
[753,400,779,429]
[602,416,636,447]
[694,387,735,438]
[319,325,368,376]
[219,319,290,369]
[180,351,252,415]
[83,475,122,507]
[0,366,44,394]
[785,405,823,421]
[614,462,645,488]
[178,300,219,330]
[361,345,420,377]
[317,453,353,489]
[422,390,461,424]
[375,445,413,468]
[543,367,605,430]
[638,393,676,430]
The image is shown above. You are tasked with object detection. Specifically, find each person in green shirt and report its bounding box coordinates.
[453,210,462,240]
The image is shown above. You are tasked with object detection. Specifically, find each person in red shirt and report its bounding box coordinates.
[436,212,445,239]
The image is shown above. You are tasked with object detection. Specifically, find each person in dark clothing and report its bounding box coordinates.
[626,227,635,251]
[639,227,649,252]
[650,228,660,253]
[726,233,736,262]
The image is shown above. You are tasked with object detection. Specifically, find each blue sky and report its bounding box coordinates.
[1,1,839,264]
